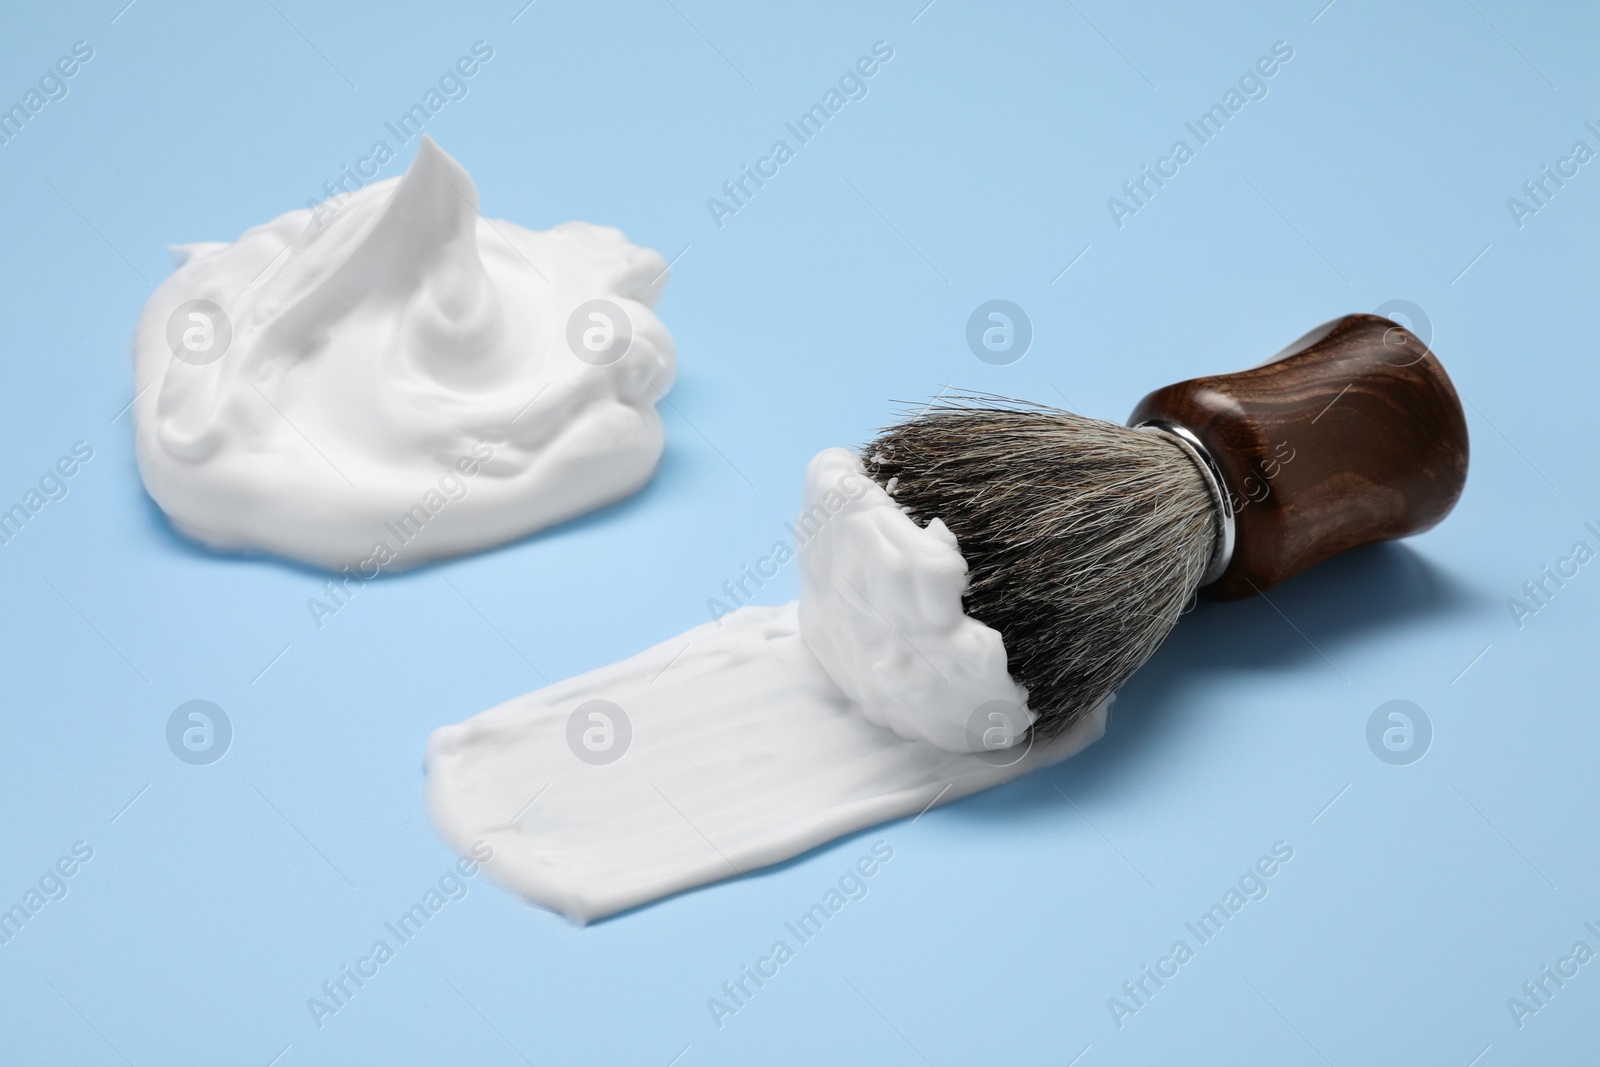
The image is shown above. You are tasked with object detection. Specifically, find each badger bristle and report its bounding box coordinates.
[862,395,1217,740]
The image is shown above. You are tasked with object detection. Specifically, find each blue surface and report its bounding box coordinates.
[1,1,1596,1064]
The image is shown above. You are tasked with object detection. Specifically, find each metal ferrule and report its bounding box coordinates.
[1137,420,1236,587]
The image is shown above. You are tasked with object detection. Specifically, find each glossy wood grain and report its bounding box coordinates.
[1128,314,1470,600]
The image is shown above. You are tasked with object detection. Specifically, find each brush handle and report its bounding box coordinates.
[1128,313,1469,600]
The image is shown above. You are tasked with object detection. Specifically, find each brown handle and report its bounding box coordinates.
[1127,314,1469,600]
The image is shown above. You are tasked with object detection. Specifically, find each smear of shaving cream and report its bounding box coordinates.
[427,450,1107,923]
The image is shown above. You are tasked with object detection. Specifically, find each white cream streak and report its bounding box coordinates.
[427,450,1109,922]
[131,136,675,570]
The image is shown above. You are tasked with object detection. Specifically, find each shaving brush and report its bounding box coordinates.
[864,314,1469,740]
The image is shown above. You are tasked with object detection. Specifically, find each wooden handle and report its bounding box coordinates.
[1127,314,1469,600]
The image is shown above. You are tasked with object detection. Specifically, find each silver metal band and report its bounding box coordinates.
[1137,420,1235,587]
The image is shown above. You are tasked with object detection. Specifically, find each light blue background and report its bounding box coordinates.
[1,1,1595,1064]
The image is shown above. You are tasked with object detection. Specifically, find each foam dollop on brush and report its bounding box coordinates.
[862,314,1472,742]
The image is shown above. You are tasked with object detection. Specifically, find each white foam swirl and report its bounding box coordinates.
[132,136,676,569]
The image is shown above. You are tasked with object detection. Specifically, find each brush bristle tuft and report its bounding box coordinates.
[863,395,1217,740]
